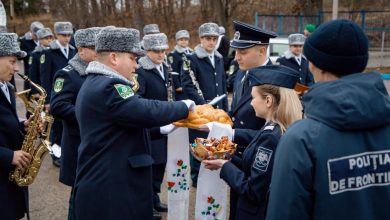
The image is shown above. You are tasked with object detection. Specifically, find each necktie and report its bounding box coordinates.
[63,48,68,58]
[209,55,214,67]
[1,84,10,103]
[296,57,301,65]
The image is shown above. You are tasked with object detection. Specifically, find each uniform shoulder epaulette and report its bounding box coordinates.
[62,65,73,72]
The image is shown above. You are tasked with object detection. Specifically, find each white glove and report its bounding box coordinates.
[181,99,196,111]
[160,124,177,135]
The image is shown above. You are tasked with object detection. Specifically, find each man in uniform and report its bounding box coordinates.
[19,21,44,88]
[40,21,76,167]
[168,30,193,101]
[28,27,54,96]
[74,27,194,220]
[136,32,171,219]
[276,33,314,86]
[0,33,31,220]
[50,27,100,220]
[267,19,390,220]
[228,20,277,219]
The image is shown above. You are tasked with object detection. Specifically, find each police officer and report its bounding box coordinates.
[19,21,44,87]
[266,20,390,220]
[74,27,195,220]
[136,32,171,219]
[140,24,160,52]
[40,21,76,167]
[28,28,54,96]
[50,27,100,220]
[167,30,193,100]
[0,33,32,220]
[228,20,277,219]
[203,65,302,220]
[181,22,228,110]
[216,26,231,71]
[276,33,314,86]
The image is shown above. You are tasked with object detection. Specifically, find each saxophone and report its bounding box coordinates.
[9,73,54,186]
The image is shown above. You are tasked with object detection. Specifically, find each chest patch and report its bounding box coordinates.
[183,60,190,71]
[328,150,390,195]
[168,55,174,64]
[253,147,273,172]
[114,84,134,99]
[53,78,64,92]
[40,54,45,64]
[28,56,33,65]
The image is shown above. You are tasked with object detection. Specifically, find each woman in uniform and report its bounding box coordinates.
[203,65,302,220]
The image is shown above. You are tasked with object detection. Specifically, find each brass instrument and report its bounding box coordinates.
[9,73,54,186]
[130,75,139,93]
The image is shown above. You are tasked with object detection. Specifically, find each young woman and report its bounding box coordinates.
[203,65,303,220]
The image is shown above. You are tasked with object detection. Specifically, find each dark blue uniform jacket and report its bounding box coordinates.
[28,46,47,94]
[266,72,390,220]
[221,123,281,220]
[0,83,28,220]
[40,41,76,104]
[19,36,37,78]
[74,61,189,220]
[168,45,193,100]
[137,56,170,164]
[276,51,314,86]
[50,55,87,186]
[181,44,228,111]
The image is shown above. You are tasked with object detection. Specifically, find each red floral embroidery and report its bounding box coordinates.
[207,196,214,204]
[167,181,175,188]
[177,159,183,166]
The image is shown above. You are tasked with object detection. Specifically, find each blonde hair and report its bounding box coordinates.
[255,85,302,133]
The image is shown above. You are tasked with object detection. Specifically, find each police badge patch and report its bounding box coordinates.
[28,56,33,65]
[54,78,64,92]
[114,84,134,99]
[40,54,45,64]
[253,147,273,172]
[168,56,173,64]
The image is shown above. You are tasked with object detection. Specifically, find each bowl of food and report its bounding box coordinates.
[190,136,237,161]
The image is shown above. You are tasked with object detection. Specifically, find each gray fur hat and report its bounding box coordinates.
[143,24,160,35]
[0,25,7,33]
[288,33,306,45]
[36,28,53,39]
[175,30,190,41]
[96,27,143,55]
[143,33,169,51]
[219,26,226,34]
[199,22,219,37]
[54,21,73,35]
[30,21,44,34]
[0,33,27,58]
[74,27,101,48]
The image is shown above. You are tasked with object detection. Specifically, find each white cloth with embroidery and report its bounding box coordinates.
[195,122,233,220]
[166,128,190,220]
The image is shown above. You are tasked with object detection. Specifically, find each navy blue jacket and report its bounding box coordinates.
[276,52,314,86]
[0,83,28,220]
[28,46,47,94]
[40,41,76,104]
[181,45,228,111]
[19,36,37,77]
[74,61,189,220]
[221,123,281,220]
[168,46,192,100]
[50,55,87,186]
[266,72,390,220]
[136,56,170,164]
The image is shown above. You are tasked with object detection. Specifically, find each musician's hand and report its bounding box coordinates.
[12,150,32,169]
[44,104,50,112]
[31,93,40,100]
[23,116,34,130]
[203,159,227,170]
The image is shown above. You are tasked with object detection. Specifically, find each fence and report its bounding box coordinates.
[255,10,390,51]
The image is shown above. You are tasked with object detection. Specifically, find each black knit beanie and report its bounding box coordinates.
[303,19,369,75]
